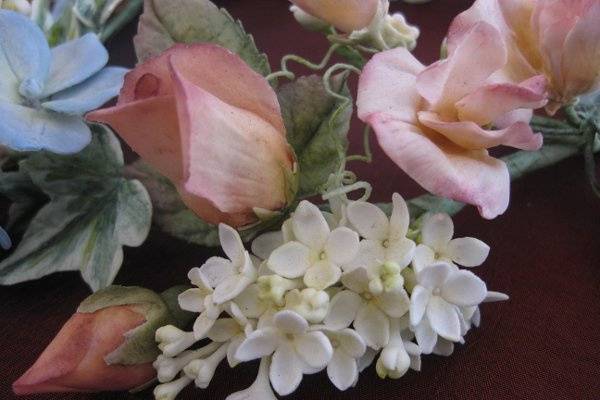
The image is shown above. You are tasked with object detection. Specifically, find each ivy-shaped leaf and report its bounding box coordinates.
[134,0,270,76]
[0,125,152,291]
[278,74,353,197]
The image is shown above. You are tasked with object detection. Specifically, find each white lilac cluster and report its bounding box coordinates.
[153,193,508,399]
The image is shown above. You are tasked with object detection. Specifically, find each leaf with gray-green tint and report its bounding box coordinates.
[0,125,152,291]
[278,74,352,197]
[134,0,270,76]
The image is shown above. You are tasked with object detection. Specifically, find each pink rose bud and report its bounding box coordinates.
[13,306,155,394]
[88,44,297,228]
[289,0,380,33]
[13,286,192,395]
[449,0,600,113]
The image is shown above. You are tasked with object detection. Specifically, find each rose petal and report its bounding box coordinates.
[368,114,510,219]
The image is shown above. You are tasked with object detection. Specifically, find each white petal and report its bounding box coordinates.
[219,224,245,265]
[426,296,461,342]
[304,260,341,290]
[346,201,389,240]
[292,200,330,250]
[354,303,390,350]
[270,342,303,396]
[484,291,509,303]
[327,351,357,391]
[325,290,363,329]
[412,244,435,275]
[200,257,236,288]
[340,267,370,294]
[357,348,378,372]
[251,231,283,260]
[447,237,490,267]
[441,270,487,306]
[274,310,309,335]
[178,288,206,312]
[385,238,416,268]
[376,288,410,318]
[343,240,385,272]
[235,284,267,318]
[417,262,452,290]
[295,331,333,368]
[207,318,240,342]
[267,241,311,278]
[421,213,454,250]
[338,329,366,358]
[226,358,277,400]
[213,275,254,305]
[409,285,430,326]
[325,227,360,265]
[235,329,278,361]
[226,336,244,368]
[389,193,410,239]
[193,313,216,340]
[188,267,212,289]
[413,319,437,354]
[432,338,454,356]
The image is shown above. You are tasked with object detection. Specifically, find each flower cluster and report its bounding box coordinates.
[153,193,507,399]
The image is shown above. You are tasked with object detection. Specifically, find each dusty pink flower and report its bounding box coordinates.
[88,44,296,228]
[357,22,547,219]
[449,0,600,113]
[13,306,155,394]
[289,0,380,33]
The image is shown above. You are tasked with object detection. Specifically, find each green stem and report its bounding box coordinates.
[98,0,143,42]
[347,125,373,163]
[266,43,341,82]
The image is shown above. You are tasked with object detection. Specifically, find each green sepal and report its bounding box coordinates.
[134,0,270,76]
[78,285,193,366]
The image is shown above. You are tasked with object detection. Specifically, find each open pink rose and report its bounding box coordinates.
[88,44,296,228]
[290,0,379,33]
[449,0,600,113]
[13,306,155,394]
[357,22,547,219]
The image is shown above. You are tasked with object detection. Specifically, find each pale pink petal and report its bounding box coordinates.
[418,111,542,151]
[357,47,425,125]
[368,113,510,219]
[87,97,182,182]
[455,75,547,125]
[170,65,293,224]
[290,0,379,33]
[416,22,507,112]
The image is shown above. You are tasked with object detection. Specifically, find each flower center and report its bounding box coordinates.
[319,251,327,260]
[382,239,390,248]
[432,287,441,296]
[286,333,295,341]
[330,339,340,348]
[363,292,373,301]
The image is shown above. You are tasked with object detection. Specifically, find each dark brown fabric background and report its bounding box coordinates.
[1,1,599,399]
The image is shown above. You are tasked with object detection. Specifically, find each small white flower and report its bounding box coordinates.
[200,224,257,304]
[207,318,253,368]
[413,213,490,273]
[267,201,359,290]
[319,327,366,391]
[325,267,410,350]
[155,326,197,358]
[226,358,278,400]
[153,374,193,400]
[153,342,221,383]
[184,343,229,389]
[284,288,330,324]
[235,310,333,396]
[346,193,416,273]
[410,262,487,344]
[376,318,421,379]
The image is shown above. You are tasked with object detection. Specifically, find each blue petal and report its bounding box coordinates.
[42,66,128,115]
[0,45,19,103]
[0,10,51,99]
[0,227,11,250]
[0,100,91,154]
[42,33,109,97]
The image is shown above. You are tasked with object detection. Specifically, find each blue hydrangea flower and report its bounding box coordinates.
[0,10,127,154]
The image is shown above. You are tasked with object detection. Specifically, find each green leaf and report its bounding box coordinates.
[278,74,352,197]
[134,0,270,76]
[0,125,152,291]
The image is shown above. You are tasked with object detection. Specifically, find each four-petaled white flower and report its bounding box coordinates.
[235,310,333,396]
[199,224,257,304]
[346,193,416,274]
[319,327,366,391]
[326,267,410,350]
[410,262,487,345]
[268,201,359,290]
[413,213,490,273]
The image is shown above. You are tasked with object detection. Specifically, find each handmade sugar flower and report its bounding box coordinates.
[149,194,508,398]
[87,44,297,228]
[0,10,126,153]
[357,21,548,219]
[0,0,30,14]
[449,0,600,114]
